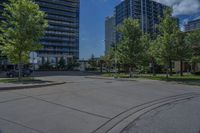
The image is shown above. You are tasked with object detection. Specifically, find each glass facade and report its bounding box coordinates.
[36,0,80,65]
[0,0,80,65]
[0,0,6,20]
[115,0,167,36]
[185,18,200,31]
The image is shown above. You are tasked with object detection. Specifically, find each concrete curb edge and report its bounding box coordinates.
[0,82,66,91]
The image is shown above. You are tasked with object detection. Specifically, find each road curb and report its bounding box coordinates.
[0,82,66,91]
[85,76,136,81]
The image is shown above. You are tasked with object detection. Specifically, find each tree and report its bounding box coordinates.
[116,18,149,77]
[88,54,98,69]
[175,32,193,76]
[190,56,200,73]
[99,56,105,73]
[43,59,51,70]
[186,29,200,45]
[58,57,66,69]
[0,0,48,81]
[104,48,115,72]
[154,8,179,77]
[188,29,200,73]
[67,58,80,70]
[148,39,159,76]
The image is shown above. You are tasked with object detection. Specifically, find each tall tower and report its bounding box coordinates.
[36,0,80,65]
[0,0,80,66]
[105,16,116,55]
[115,0,168,36]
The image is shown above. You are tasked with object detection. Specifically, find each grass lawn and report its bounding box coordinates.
[102,73,200,86]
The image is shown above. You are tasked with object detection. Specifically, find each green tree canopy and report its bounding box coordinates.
[0,0,48,80]
[175,32,194,76]
[186,29,200,46]
[152,8,179,77]
[188,30,200,73]
[58,57,66,69]
[88,54,98,69]
[0,0,48,64]
[101,47,115,72]
[116,18,149,73]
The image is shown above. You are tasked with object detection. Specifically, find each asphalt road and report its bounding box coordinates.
[0,71,200,133]
[122,97,200,133]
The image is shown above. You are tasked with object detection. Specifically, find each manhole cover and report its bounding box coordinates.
[105,81,113,83]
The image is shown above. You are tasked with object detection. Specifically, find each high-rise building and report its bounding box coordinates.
[105,15,116,55]
[0,0,7,69]
[185,18,200,32]
[105,0,169,54]
[0,0,80,66]
[115,0,168,36]
[0,1,5,20]
[36,0,80,65]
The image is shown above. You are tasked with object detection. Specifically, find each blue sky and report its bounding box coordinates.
[80,0,122,59]
[79,0,200,59]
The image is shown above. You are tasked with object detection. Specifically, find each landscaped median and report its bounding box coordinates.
[0,78,66,91]
[102,73,200,86]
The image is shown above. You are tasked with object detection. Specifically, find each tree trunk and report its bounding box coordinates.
[100,62,103,73]
[166,65,169,79]
[129,66,133,78]
[118,64,120,73]
[18,55,22,82]
[152,60,156,76]
[180,60,183,76]
[192,63,196,73]
[18,62,21,81]
[108,66,111,73]
[152,63,156,76]
[169,61,173,76]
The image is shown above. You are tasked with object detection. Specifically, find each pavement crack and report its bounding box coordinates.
[0,96,30,104]
[13,92,111,120]
[0,116,44,133]
[31,96,111,119]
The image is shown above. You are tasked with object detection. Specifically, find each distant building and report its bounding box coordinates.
[0,0,80,68]
[115,0,168,41]
[105,15,116,55]
[185,18,200,31]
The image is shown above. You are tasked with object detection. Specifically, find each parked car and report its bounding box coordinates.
[6,69,33,78]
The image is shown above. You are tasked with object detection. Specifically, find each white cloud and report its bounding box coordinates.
[104,0,200,16]
[153,0,200,16]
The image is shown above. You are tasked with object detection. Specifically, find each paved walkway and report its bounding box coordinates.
[0,72,199,133]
